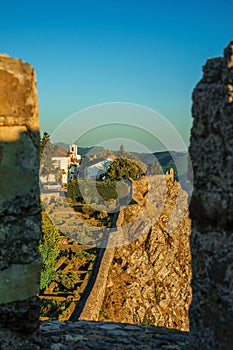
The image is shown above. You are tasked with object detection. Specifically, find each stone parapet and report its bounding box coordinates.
[0,320,189,350]
[189,41,233,349]
[79,246,116,321]
[0,55,41,333]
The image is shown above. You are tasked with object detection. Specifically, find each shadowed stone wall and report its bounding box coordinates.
[0,54,41,334]
[189,42,233,349]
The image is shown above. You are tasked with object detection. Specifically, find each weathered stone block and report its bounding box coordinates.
[189,42,233,349]
[0,54,41,334]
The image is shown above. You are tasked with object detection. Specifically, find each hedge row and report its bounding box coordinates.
[68,179,117,203]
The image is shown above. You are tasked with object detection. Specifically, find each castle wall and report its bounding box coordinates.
[98,175,192,331]
[0,55,41,335]
[189,42,233,349]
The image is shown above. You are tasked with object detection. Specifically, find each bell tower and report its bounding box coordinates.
[69,144,78,159]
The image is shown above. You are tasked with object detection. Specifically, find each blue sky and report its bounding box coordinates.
[1,0,232,151]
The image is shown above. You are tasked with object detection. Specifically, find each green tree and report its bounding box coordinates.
[40,132,58,182]
[40,132,50,160]
[39,212,61,289]
[106,158,144,181]
[68,179,118,203]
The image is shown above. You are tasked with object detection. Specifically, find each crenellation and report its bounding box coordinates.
[0,55,41,336]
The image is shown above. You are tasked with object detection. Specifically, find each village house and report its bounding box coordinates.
[40,144,81,185]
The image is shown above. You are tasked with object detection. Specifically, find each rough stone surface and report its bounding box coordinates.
[0,320,189,350]
[0,55,41,333]
[189,41,233,349]
[0,55,39,130]
[0,263,41,303]
[98,175,192,332]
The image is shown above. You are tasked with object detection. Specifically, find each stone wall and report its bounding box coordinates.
[189,42,233,349]
[98,175,192,331]
[0,55,41,334]
[79,245,116,321]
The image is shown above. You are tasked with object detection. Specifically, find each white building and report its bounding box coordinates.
[69,144,81,162]
[85,158,113,180]
[52,156,70,184]
[40,144,81,185]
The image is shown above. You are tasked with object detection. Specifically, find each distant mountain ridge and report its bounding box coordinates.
[54,142,105,157]
[54,142,190,190]
[55,142,187,164]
